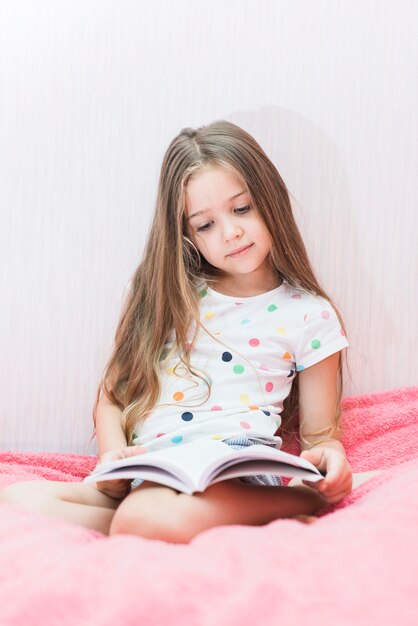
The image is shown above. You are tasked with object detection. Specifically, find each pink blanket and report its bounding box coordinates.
[1,386,417,625]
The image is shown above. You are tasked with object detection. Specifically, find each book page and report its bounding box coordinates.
[85,439,323,495]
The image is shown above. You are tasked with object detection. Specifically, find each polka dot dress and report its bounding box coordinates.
[132,279,349,462]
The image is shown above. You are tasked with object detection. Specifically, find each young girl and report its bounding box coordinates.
[0,120,378,543]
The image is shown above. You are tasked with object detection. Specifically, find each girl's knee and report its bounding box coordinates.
[109,508,163,540]
[109,487,189,542]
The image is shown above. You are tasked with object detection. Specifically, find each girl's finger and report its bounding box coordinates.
[319,466,351,490]
[322,489,351,504]
[319,478,352,499]
[120,446,147,458]
[300,449,326,471]
[302,478,324,490]
[303,476,337,492]
[309,476,351,500]
[320,457,346,481]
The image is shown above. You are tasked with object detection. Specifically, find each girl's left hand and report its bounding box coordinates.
[299,446,353,504]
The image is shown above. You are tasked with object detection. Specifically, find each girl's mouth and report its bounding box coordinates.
[227,244,254,258]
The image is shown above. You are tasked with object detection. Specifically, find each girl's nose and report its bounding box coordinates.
[223,221,243,242]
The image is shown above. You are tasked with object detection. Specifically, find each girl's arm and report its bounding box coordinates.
[296,352,352,503]
[95,393,128,458]
[94,393,145,500]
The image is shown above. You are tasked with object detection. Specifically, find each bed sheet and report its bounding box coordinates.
[0,386,417,626]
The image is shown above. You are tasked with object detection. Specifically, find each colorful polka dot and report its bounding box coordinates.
[249,405,259,410]
[267,304,278,312]
[262,410,271,416]
[171,435,183,444]
[240,421,251,430]
[296,364,305,371]
[276,327,287,335]
[321,310,330,320]
[265,382,273,392]
[233,364,245,374]
[222,351,233,362]
[304,314,308,322]
[287,369,294,377]
[181,412,194,421]
[292,293,302,299]
[259,364,269,371]
[241,319,251,325]
[205,311,215,320]
[234,302,243,306]
[249,338,260,347]
[311,339,321,349]
[211,405,222,410]
[199,289,208,298]
[282,352,292,360]
[240,394,250,403]
[173,391,184,401]
[156,433,165,438]
[211,434,224,439]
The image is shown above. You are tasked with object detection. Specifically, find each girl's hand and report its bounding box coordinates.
[300,446,353,504]
[95,446,146,501]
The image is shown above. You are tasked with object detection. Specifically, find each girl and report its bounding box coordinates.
[0,120,378,543]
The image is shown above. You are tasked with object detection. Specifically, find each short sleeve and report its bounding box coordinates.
[294,296,349,371]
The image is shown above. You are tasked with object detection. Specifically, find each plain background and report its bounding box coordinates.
[0,0,417,453]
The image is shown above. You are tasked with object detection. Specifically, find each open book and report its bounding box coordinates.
[84,438,324,495]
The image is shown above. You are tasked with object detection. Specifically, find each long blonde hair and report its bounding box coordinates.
[90,120,349,449]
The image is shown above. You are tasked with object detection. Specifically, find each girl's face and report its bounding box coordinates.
[185,165,275,291]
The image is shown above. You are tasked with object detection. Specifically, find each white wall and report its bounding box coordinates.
[1,0,416,453]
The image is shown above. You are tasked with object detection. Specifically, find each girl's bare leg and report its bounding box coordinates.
[109,479,327,543]
[0,480,119,534]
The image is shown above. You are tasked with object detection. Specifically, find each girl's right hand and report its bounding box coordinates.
[95,446,146,500]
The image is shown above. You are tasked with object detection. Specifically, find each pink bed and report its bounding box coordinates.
[1,386,417,625]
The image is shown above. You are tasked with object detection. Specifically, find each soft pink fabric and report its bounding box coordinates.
[0,386,417,625]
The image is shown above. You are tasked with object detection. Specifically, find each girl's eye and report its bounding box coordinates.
[196,222,213,232]
[235,205,251,214]
[195,206,251,232]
